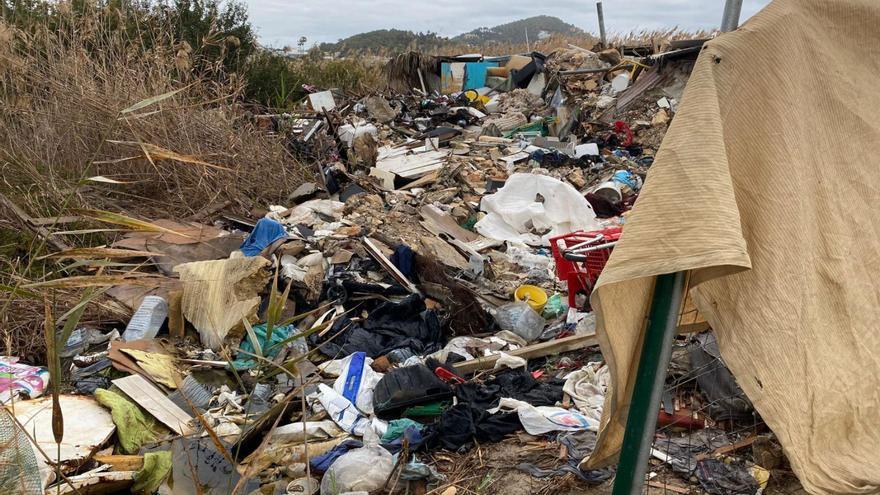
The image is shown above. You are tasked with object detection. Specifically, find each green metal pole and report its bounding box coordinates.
[612,271,686,495]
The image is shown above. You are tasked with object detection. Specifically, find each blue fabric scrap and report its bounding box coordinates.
[240,218,288,256]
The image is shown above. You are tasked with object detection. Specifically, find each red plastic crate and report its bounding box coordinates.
[549,227,622,310]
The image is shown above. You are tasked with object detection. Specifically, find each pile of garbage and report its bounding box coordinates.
[1,41,791,495]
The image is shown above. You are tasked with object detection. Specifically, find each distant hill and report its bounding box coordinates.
[320,16,585,55]
[319,29,448,55]
[453,15,584,45]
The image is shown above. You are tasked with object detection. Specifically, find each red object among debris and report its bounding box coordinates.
[550,227,623,310]
[613,120,634,146]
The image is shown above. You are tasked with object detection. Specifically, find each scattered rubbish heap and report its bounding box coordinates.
[1,37,797,495]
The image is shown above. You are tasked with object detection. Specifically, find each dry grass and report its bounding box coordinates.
[0,11,314,224]
[0,9,316,361]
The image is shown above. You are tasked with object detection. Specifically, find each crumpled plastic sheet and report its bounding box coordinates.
[476,173,601,246]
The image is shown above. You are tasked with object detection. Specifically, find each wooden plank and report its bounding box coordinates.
[93,454,144,471]
[112,374,194,435]
[453,332,598,375]
[695,435,758,461]
[363,237,419,294]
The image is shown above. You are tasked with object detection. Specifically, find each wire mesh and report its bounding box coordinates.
[0,408,42,495]
[644,332,768,495]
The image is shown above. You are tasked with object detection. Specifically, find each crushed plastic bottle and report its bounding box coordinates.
[493,302,546,342]
[121,295,168,341]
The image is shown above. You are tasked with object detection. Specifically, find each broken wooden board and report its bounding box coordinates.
[453,332,598,375]
[112,374,194,436]
[52,468,136,495]
[419,205,501,252]
[416,235,469,271]
[376,147,449,180]
[93,454,144,472]
[9,395,115,473]
[363,237,419,294]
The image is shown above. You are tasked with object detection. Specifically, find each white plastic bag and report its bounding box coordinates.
[476,173,600,246]
[489,398,599,434]
[319,444,393,494]
[314,384,370,436]
[332,352,384,415]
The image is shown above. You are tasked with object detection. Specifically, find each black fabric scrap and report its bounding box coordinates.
[390,244,416,279]
[311,294,443,358]
[426,403,521,452]
[696,459,759,495]
[424,369,564,452]
[516,430,614,483]
[454,368,564,410]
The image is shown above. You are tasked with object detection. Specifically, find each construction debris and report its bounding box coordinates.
[0,32,806,495]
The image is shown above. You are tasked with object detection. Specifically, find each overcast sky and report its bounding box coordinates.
[245,0,772,48]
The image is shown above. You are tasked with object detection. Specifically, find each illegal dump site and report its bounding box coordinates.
[2,0,879,494]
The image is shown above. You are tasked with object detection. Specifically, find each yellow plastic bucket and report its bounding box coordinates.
[514,285,548,313]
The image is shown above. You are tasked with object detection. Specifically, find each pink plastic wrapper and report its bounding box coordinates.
[0,357,50,404]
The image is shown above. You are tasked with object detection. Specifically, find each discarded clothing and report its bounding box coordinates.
[240,217,288,256]
[489,398,598,435]
[518,430,614,482]
[231,323,295,370]
[517,462,612,483]
[381,422,427,455]
[310,439,363,473]
[381,418,423,444]
[390,244,416,278]
[132,451,172,494]
[688,332,753,422]
[696,459,759,495]
[312,295,443,359]
[427,403,521,452]
[562,363,609,422]
[653,429,732,475]
[94,388,164,454]
[455,368,565,410]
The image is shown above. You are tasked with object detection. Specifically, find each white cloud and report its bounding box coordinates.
[245,0,771,48]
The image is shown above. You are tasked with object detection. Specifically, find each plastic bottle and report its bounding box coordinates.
[493,302,546,342]
[121,295,168,341]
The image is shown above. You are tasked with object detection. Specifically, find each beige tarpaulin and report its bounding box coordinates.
[581,1,880,493]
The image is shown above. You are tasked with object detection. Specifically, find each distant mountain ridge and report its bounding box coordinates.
[453,15,584,44]
[319,15,585,54]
